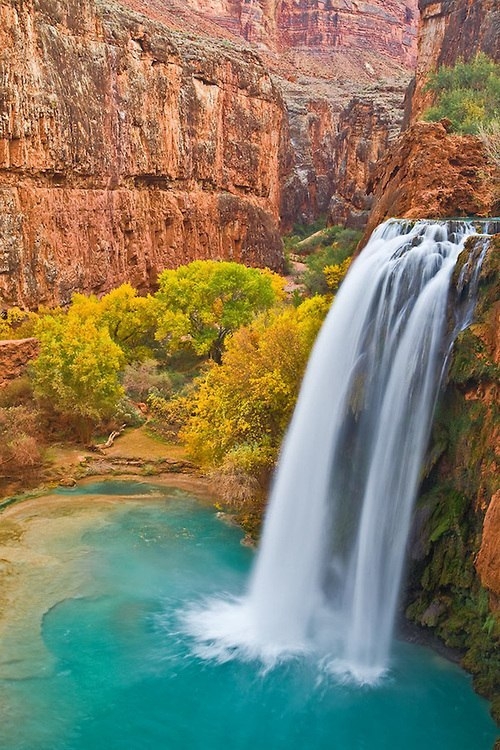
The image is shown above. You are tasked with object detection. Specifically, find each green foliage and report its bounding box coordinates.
[32,312,125,441]
[113,397,146,428]
[301,227,360,295]
[290,216,327,241]
[423,53,500,134]
[180,296,329,473]
[154,260,284,363]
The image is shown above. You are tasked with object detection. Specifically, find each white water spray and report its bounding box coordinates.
[184,219,491,681]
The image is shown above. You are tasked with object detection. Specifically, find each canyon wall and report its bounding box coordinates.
[0,0,286,308]
[0,338,39,385]
[0,0,420,308]
[410,0,500,121]
[361,121,499,241]
[185,0,418,66]
[182,0,419,229]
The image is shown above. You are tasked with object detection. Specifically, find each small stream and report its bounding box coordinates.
[0,480,496,750]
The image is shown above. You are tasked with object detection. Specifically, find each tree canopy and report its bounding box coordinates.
[70,284,158,362]
[181,295,329,470]
[154,260,285,363]
[32,312,125,440]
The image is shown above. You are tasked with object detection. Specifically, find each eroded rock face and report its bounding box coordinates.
[181,0,419,231]
[0,0,420,308]
[361,121,498,242]
[410,0,500,122]
[0,0,286,307]
[327,88,407,229]
[186,0,418,66]
[0,338,39,385]
[477,490,500,605]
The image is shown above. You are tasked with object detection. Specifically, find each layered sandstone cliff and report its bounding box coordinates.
[185,0,418,66]
[0,0,420,308]
[181,0,419,229]
[0,0,286,308]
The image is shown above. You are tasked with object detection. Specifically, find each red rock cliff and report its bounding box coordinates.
[0,0,421,308]
[0,0,287,307]
[182,0,419,230]
[361,121,499,241]
[186,0,418,66]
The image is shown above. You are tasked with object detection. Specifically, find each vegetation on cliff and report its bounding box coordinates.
[423,53,500,135]
[406,238,500,721]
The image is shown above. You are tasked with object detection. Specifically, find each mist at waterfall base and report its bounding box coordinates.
[185,218,491,681]
[2,484,496,750]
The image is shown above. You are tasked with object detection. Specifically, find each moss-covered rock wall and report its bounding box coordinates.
[406,234,500,722]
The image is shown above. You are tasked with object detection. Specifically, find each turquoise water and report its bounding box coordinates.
[1,481,497,749]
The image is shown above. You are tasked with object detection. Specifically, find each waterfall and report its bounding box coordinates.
[184,218,491,680]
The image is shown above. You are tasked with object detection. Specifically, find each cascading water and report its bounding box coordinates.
[184,218,492,681]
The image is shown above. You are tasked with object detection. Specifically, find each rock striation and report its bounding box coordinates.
[182,0,419,230]
[0,0,419,308]
[0,0,286,307]
[185,0,418,66]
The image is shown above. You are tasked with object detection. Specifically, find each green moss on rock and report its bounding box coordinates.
[406,235,500,724]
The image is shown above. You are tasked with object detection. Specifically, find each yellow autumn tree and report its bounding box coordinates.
[181,295,329,481]
[32,311,125,441]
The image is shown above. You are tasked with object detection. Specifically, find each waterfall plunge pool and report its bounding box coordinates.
[0,480,496,750]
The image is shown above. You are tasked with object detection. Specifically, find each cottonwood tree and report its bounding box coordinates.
[32,312,125,441]
[70,284,158,362]
[154,260,285,364]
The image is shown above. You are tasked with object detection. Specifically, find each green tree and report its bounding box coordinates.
[423,53,500,134]
[32,312,125,441]
[154,261,285,363]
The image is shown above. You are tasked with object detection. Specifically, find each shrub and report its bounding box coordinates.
[0,307,39,340]
[478,119,500,171]
[0,376,34,407]
[301,228,360,295]
[0,405,43,477]
[122,360,173,402]
[423,53,500,134]
[323,257,352,293]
